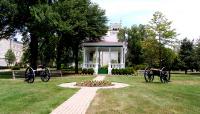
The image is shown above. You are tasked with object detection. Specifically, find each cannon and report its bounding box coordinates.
[144,67,170,83]
[24,65,51,83]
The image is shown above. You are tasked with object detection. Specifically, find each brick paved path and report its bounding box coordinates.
[50,76,105,114]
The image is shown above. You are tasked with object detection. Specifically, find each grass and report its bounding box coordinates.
[0,71,13,79]
[0,75,94,114]
[87,74,200,114]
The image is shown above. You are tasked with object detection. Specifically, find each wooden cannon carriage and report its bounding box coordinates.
[25,65,51,83]
[144,67,170,83]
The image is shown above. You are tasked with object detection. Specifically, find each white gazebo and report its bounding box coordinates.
[82,42,126,74]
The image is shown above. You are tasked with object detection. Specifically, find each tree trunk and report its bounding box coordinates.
[30,33,38,70]
[74,45,79,74]
[185,69,187,74]
[56,41,63,70]
[168,69,171,81]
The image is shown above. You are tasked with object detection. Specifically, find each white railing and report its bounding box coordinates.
[83,63,96,68]
[111,63,124,69]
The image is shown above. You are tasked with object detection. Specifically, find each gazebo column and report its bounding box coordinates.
[95,47,99,74]
[123,47,125,68]
[83,47,86,68]
[120,47,125,68]
[108,47,112,74]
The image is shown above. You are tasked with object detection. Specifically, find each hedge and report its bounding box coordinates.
[11,66,20,70]
[82,68,94,75]
[111,68,135,75]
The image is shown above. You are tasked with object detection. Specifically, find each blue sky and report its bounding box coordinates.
[91,0,200,40]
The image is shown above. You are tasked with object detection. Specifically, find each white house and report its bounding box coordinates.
[82,23,126,74]
[0,39,23,66]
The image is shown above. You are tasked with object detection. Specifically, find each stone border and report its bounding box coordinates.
[58,82,129,89]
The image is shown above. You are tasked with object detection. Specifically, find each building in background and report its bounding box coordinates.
[82,22,126,74]
[0,39,23,66]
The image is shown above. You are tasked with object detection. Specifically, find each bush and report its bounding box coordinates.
[111,69,116,75]
[11,66,20,70]
[134,64,147,70]
[82,68,94,75]
[127,67,136,75]
[101,65,108,69]
[0,66,9,69]
[111,67,135,75]
[88,68,94,75]
[82,68,87,74]
[116,69,120,75]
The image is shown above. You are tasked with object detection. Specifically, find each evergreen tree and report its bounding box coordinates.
[179,38,194,74]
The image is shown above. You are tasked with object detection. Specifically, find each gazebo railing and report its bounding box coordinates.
[111,63,124,69]
[83,63,96,68]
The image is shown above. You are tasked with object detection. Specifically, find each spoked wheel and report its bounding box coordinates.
[160,67,170,83]
[40,67,51,82]
[144,67,154,82]
[25,67,35,83]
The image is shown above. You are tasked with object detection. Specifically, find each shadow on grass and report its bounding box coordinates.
[141,81,168,85]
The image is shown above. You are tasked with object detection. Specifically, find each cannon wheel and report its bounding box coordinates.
[40,67,51,82]
[25,67,35,83]
[144,67,154,82]
[160,67,170,83]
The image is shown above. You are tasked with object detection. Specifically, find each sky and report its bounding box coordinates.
[91,0,200,40]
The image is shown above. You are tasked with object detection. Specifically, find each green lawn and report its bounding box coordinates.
[87,74,200,114]
[0,76,94,114]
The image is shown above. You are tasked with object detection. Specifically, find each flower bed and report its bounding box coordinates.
[75,80,113,87]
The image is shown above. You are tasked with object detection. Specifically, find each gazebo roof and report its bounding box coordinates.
[83,42,124,47]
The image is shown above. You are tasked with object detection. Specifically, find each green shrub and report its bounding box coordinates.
[119,69,122,75]
[111,67,136,75]
[134,64,147,70]
[82,68,87,74]
[11,66,20,70]
[82,68,94,75]
[0,66,9,69]
[101,65,108,69]
[88,68,94,75]
[123,68,128,75]
[115,69,119,75]
[111,69,116,75]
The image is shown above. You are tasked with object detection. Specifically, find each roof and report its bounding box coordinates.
[83,42,124,47]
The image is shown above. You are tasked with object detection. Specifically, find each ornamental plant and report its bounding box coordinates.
[76,80,113,87]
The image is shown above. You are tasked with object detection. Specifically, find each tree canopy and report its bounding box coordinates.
[0,0,107,72]
[147,11,177,68]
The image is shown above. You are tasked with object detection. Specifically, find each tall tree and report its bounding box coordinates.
[142,38,160,67]
[5,49,16,67]
[72,2,107,73]
[1,0,59,69]
[117,27,128,42]
[54,0,107,72]
[118,25,146,66]
[179,38,194,74]
[192,39,200,71]
[148,11,177,68]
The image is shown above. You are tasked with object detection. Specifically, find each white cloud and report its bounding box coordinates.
[92,0,200,40]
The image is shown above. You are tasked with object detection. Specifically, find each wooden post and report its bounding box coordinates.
[12,70,15,80]
[60,70,62,77]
